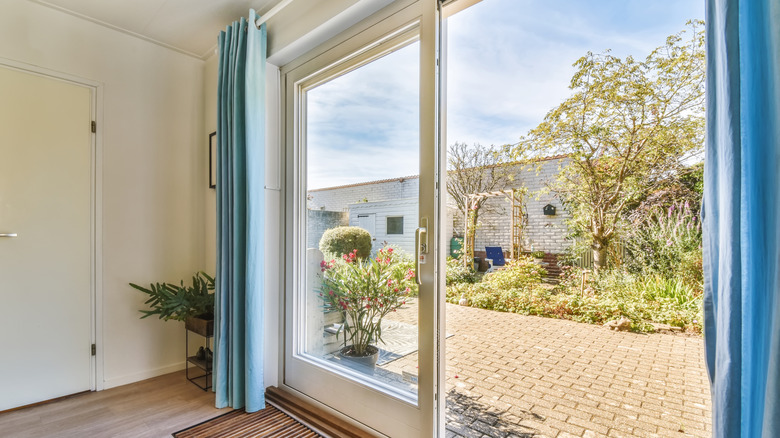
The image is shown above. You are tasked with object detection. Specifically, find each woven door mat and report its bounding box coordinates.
[173,404,322,438]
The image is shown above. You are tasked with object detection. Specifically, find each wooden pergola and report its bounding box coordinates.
[462,188,526,266]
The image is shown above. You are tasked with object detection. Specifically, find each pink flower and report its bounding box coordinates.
[366,304,371,309]
[387,248,394,254]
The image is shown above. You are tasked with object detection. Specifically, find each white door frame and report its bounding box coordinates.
[0,57,104,392]
[279,0,445,435]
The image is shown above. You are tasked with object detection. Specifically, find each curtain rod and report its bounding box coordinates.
[255,0,295,27]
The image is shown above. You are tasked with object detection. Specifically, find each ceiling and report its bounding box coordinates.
[31,0,283,60]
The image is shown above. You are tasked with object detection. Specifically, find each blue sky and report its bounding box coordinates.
[306,0,704,189]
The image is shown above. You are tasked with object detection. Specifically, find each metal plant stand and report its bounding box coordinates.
[185,325,213,391]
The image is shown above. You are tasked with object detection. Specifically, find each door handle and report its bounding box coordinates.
[414,226,427,285]
[0,233,17,238]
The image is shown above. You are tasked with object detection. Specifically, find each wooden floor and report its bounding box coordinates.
[0,371,226,438]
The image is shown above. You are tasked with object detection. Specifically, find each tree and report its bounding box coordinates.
[517,21,705,269]
[446,142,514,263]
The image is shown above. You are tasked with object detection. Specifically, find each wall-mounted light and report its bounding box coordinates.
[543,204,556,216]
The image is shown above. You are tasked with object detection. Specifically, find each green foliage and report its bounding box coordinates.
[531,251,546,259]
[483,257,546,290]
[385,246,418,297]
[556,267,702,331]
[624,200,702,288]
[319,226,372,260]
[130,272,215,321]
[319,247,416,356]
[447,263,702,333]
[515,21,705,269]
[446,257,479,285]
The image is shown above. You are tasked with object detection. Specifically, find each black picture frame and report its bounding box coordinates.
[209,131,217,189]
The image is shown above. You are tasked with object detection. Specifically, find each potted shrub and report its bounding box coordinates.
[130,271,215,337]
[319,247,415,367]
[531,250,546,264]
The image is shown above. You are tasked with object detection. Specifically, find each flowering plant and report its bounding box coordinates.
[319,247,415,357]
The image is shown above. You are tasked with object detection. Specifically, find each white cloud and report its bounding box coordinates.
[305,0,704,188]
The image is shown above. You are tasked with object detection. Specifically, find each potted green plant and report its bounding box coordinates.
[319,247,415,367]
[130,271,215,337]
[531,250,546,264]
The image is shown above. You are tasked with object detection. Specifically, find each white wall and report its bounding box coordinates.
[349,198,418,255]
[0,0,206,388]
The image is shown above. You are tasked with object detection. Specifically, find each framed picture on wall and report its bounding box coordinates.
[209,131,217,188]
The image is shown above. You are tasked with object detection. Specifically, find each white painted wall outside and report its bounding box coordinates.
[349,198,418,255]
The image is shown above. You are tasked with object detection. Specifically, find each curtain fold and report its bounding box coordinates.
[214,9,267,413]
[703,0,780,436]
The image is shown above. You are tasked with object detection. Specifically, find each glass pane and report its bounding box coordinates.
[302,42,420,400]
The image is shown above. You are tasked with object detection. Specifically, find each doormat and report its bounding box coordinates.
[172,404,322,438]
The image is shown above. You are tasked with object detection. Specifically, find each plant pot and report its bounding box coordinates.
[185,316,214,337]
[339,345,379,367]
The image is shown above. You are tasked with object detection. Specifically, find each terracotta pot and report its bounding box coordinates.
[339,345,379,367]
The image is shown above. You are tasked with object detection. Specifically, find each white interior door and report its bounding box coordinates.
[0,65,93,411]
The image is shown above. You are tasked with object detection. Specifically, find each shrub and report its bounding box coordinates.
[446,257,478,285]
[483,257,545,291]
[319,247,415,356]
[449,265,703,333]
[386,246,418,296]
[319,226,372,260]
[624,201,702,288]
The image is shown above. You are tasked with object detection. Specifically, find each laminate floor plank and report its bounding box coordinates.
[0,371,225,438]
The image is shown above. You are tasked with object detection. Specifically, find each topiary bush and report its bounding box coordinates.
[319,226,372,260]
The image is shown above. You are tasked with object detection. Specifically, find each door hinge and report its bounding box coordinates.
[91,121,96,133]
[91,344,96,356]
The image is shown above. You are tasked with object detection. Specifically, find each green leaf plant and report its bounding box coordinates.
[130,271,215,321]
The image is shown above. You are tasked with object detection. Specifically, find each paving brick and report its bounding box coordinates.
[402,304,713,438]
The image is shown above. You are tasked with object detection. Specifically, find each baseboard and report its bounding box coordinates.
[102,361,185,389]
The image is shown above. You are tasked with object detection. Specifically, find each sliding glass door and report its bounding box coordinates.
[282,2,444,436]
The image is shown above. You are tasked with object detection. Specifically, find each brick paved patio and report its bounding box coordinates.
[440,303,712,438]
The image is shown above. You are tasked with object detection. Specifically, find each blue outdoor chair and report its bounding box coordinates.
[484,247,506,271]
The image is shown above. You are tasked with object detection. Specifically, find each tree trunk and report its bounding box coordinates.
[465,210,480,268]
[591,239,609,271]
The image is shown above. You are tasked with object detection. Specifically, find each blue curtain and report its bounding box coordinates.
[703,0,780,436]
[214,9,266,413]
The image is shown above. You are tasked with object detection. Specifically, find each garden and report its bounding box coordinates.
[446,199,704,334]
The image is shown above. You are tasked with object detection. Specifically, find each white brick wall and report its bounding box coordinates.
[308,157,572,255]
